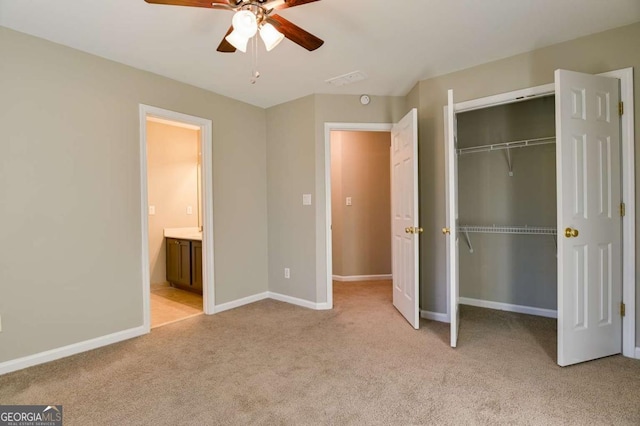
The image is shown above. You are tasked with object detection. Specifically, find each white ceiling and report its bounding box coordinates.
[1,0,639,108]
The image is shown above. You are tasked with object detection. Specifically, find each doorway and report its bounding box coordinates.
[330,130,392,283]
[139,105,215,332]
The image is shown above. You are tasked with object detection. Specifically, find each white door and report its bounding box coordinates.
[391,108,420,329]
[444,90,460,347]
[555,69,622,366]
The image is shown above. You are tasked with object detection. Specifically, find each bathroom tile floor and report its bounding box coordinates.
[150,283,203,328]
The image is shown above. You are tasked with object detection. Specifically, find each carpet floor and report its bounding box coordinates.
[1,281,639,425]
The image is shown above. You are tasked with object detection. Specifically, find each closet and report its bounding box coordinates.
[444,69,627,367]
[456,96,558,317]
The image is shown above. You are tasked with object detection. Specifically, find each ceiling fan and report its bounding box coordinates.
[144,0,324,53]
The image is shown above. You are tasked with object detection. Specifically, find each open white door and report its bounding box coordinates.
[556,69,622,366]
[391,108,420,329]
[444,90,460,347]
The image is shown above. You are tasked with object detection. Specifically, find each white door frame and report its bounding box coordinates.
[323,122,393,309]
[448,68,635,358]
[139,104,216,332]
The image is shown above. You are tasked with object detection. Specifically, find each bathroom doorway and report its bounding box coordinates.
[139,105,215,331]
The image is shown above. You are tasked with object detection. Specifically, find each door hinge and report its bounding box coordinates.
[619,102,624,116]
[620,202,626,217]
[621,302,626,317]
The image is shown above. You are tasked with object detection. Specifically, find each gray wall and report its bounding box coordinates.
[0,27,269,363]
[330,131,391,277]
[457,98,557,309]
[412,21,640,345]
[266,94,406,303]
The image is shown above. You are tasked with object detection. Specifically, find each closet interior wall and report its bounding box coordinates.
[457,96,558,312]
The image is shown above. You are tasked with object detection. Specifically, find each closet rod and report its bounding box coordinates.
[458,225,557,235]
[457,136,555,155]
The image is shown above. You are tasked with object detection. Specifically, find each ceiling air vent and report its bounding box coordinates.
[325,71,368,87]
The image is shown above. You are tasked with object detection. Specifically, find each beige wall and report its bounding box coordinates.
[147,121,199,285]
[0,27,268,364]
[330,131,391,277]
[266,95,406,302]
[411,22,640,346]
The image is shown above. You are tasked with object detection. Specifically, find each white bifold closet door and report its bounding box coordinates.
[446,70,623,366]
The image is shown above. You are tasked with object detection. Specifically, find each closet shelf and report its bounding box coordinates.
[456,136,555,155]
[458,225,557,253]
[458,225,557,235]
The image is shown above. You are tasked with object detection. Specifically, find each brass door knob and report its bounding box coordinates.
[442,227,450,235]
[415,227,424,234]
[564,227,579,238]
[405,227,414,234]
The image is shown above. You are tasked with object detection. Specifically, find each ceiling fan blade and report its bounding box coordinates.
[216,26,237,52]
[267,15,324,51]
[144,0,232,9]
[272,0,321,10]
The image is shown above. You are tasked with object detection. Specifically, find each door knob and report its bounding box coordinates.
[564,227,579,238]
[442,227,450,235]
[405,227,414,234]
[415,227,424,234]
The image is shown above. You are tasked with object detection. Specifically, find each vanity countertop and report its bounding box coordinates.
[164,227,202,241]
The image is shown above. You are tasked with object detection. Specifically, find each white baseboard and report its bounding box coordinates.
[420,310,450,323]
[268,291,329,310]
[214,292,269,313]
[0,325,147,376]
[459,297,557,319]
[0,290,332,376]
[635,347,640,360]
[332,274,392,282]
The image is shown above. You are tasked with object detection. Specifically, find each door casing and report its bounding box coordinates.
[139,104,216,332]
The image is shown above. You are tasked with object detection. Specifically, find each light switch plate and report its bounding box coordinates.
[303,194,312,205]
[187,206,193,215]
[284,268,290,279]
[149,205,156,215]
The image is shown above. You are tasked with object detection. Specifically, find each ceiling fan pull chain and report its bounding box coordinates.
[250,35,260,84]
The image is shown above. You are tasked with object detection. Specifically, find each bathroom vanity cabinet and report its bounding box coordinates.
[166,238,202,294]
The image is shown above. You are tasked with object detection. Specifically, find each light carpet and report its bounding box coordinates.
[1,281,639,425]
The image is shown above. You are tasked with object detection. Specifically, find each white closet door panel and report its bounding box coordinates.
[555,69,622,367]
[445,89,460,347]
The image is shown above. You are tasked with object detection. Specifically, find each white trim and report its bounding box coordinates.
[455,83,555,113]
[139,105,216,324]
[214,292,269,314]
[636,347,640,360]
[323,122,394,311]
[268,292,331,310]
[420,310,450,323]
[459,297,558,319]
[332,274,392,282]
[600,68,636,358]
[0,326,146,376]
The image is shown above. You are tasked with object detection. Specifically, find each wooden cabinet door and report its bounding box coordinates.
[191,241,203,292]
[166,238,191,287]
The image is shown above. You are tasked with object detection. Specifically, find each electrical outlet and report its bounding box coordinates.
[346,197,352,206]
[284,268,290,279]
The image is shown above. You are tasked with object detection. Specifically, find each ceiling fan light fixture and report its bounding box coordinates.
[259,23,285,52]
[231,10,258,38]
[225,30,250,53]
